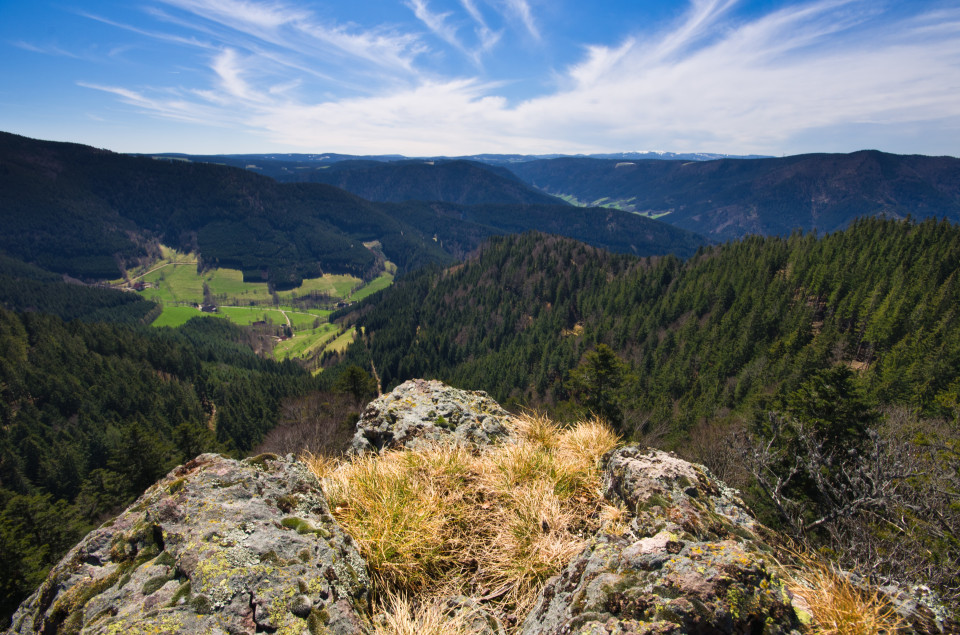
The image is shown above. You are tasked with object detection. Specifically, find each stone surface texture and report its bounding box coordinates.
[8,453,369,635]
[350,378,516,453]
[521,446,803,635]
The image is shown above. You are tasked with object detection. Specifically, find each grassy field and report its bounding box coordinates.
[293,275,359,299]
[287,310,330,329]
[127,247,391,362]
[137,264,363,306]
[150,305,211,328]
[218,306,288,326]
[324,328,358,354]
[273,323,340,361]
[349,272,394,302]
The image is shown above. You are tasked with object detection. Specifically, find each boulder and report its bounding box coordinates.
[8,453,370,635]
[350,379,516,453]
[522,446,803,634]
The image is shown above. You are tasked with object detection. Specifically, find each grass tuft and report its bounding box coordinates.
[370,593,476,635]
[310,413,620,629]
[780,550,906,635]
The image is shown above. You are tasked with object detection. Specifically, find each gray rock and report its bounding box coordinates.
[522,446,803,635]
[351,379,516,453]
[8,453,370,635]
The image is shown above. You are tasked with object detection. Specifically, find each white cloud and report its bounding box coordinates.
[79,0,960,155]
[500,0,539,40]
[211,48,264,101]
[460,0,501,53]
[78,11,216,50]
[12,41,83,58]
[155,0,428,74]
[406,0,461,49]
[78,82,241,127]
[158,0,308,31]
[405,0,501,65]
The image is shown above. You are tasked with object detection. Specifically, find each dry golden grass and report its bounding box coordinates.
[370,593,476,635]
[307,416,908,634]
[305,413,620,629]
[780,550,906,635]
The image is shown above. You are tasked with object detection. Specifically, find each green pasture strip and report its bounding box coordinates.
[141,264,205,304]
[218,306,286,326]
[204,268,271,301]
[323,328,357,354]
[349,272,394,302]
[286,310,328,330]
[150,305,214,328]
[284,274,360,299]
[273,324,340,361]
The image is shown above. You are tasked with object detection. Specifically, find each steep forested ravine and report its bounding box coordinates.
[332,218,960,430]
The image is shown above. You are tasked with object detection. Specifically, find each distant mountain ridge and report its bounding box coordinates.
[155,157,567,206]
[146,148,960,243]
[146,150,769,166]
[506,151,960,241]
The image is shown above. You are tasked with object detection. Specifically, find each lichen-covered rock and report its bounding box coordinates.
[522,447,803,635]
[8,453,370,635]
[603,445,762,544]
[351,379,516,453]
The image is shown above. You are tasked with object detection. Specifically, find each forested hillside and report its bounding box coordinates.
[333,218,960,430]
[224,158,568,206]
[0,132,446,285]
[0,132,704,287]
[0,255,159,324]
[327,218,960,609]
[507,152,960,240]
[0,312,318,620]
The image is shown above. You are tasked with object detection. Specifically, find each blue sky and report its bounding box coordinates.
[1,0,958,156]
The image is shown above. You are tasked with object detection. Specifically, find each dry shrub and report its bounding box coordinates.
[257,391,357,457]
[677,417,751,489]
[312,413,620,628]
[781,550,906,635]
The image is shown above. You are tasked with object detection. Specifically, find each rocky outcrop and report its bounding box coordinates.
[8,453,369,635]
[16,380,937,634]
[351,378,516,453]
[522,446,803,634]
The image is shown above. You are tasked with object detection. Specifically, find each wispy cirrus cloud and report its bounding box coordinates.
[156,0,427,74]
[405,0,502,65]
[77,11,216,50]
[77,81,243,127]
[73,0,960,155]
[12,41,84,58]
[500,0,539,40]
[405,0,466,54]
[460,0,501,53]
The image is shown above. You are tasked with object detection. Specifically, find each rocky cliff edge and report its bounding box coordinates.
[8,380,914,634]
